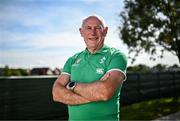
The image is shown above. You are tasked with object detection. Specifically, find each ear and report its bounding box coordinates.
[79,28,83,37]
[103,27,108,37]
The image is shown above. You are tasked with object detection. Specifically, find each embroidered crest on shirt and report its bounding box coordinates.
[75,58,81,64]
[99,57,106,64]
[72,58,81,66]
[96,68,104,74]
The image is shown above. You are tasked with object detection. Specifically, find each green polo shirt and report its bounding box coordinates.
[62,45,127,121]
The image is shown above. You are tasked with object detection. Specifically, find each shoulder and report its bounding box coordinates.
[67,50,85,61]
[63,50,85,72]
[105,46,128,73]
[106,46,127,59]
[106,46,127,64]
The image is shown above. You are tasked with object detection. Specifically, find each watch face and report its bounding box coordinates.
[69,82,75,87]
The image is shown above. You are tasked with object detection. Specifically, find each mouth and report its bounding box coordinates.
[88,37,99,41]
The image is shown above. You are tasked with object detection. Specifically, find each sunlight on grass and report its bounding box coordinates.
[121,97,180,120]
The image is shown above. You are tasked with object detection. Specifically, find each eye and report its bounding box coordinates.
[85,26,92,30]
[95,26,102,30]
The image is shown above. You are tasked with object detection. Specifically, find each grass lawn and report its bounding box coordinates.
[120,97,180,120]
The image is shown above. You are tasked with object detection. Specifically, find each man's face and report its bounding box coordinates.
[80,17,108,50]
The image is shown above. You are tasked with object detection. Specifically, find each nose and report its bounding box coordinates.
[91,28,97,35]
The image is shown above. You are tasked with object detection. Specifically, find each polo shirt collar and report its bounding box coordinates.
[84,44,109,55]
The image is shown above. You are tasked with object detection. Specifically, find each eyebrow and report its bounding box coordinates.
[84,25,103,29]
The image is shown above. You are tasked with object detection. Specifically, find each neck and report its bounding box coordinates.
[87,44,104,54]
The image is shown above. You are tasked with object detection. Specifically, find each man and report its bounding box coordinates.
[52,15,127,121]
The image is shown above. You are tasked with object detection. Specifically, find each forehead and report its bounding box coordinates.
[83,17,103,26]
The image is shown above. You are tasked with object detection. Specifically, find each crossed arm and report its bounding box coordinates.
[52,70,125,105]
[52,74,90,105]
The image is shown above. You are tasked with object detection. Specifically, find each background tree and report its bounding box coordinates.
[3,65,12,76]
[1,65,30,76]
[127,64,151,73]
[119,0,180,64]
[151,63,167,72]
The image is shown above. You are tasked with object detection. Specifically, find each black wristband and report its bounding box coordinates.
[66,81,77,90]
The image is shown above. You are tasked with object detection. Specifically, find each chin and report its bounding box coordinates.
[86,42,96,46]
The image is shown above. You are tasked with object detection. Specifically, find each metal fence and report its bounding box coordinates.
[121,72,180,105]
[0,72,180,119]
[0,76,67,120]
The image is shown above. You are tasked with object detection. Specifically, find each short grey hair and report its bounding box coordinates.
[81,14,107,28]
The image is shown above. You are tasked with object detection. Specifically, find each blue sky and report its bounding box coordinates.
[0,0,179,69]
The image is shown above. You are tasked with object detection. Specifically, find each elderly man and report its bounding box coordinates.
[52,15,127,121]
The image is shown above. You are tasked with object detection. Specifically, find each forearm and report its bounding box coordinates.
[73,71,124,102]
[52,82,90,105]
[74,80,109,101]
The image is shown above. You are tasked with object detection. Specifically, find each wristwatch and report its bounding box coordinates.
[66,81,77,91]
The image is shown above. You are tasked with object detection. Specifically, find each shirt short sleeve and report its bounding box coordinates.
[107,51,128,80]
[62,57,74,75]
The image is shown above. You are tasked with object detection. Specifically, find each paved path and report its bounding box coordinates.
[153,111,180,121]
